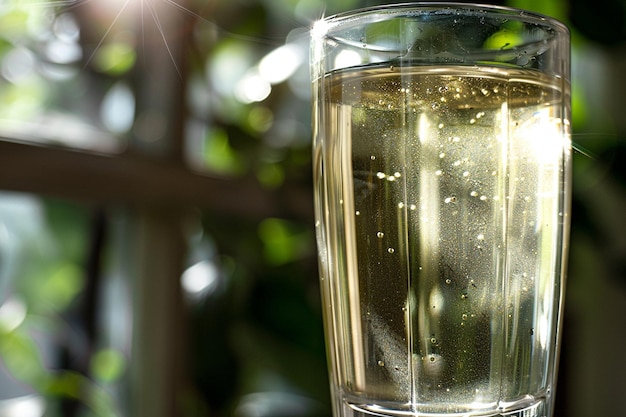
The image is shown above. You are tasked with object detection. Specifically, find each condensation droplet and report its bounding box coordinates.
[445,279,452,284]
[355,211,360,216]
[388,248,395,254]
[435,170,443,176]
[377,232,385,239]
[377,172,386,179]
[378,360,385,367]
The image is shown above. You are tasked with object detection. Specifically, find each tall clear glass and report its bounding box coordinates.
[311,4,571,417]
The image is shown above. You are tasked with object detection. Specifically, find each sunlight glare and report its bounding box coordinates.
[97,0,139,16]
[259,43,304,84]
[311,18,330,41]
[0,296,27,332]
[334,50,362,70]
[181,260,219,297]
[235,70,271,104]
[101,82,135,134]
[1,395,45,417]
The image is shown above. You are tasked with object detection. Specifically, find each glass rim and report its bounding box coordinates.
[313,2,570,37]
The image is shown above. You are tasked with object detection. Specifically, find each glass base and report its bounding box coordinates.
[339,398,546,417]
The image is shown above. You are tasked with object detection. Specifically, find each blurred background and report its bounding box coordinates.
[0,0,623,416]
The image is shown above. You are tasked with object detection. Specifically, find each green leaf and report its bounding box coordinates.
[91,349,127,383]
[37,262,85,312]
[256,163,284,188]
[203,128,244,175]
[0,328,48,388]
[93,42,136,75]
[257,218,311,265]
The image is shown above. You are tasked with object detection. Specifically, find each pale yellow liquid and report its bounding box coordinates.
[314,65,570,416]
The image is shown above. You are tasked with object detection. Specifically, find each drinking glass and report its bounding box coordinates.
[310,3,571,417]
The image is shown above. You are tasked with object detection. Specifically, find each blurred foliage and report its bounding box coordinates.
[0,197,120,416]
